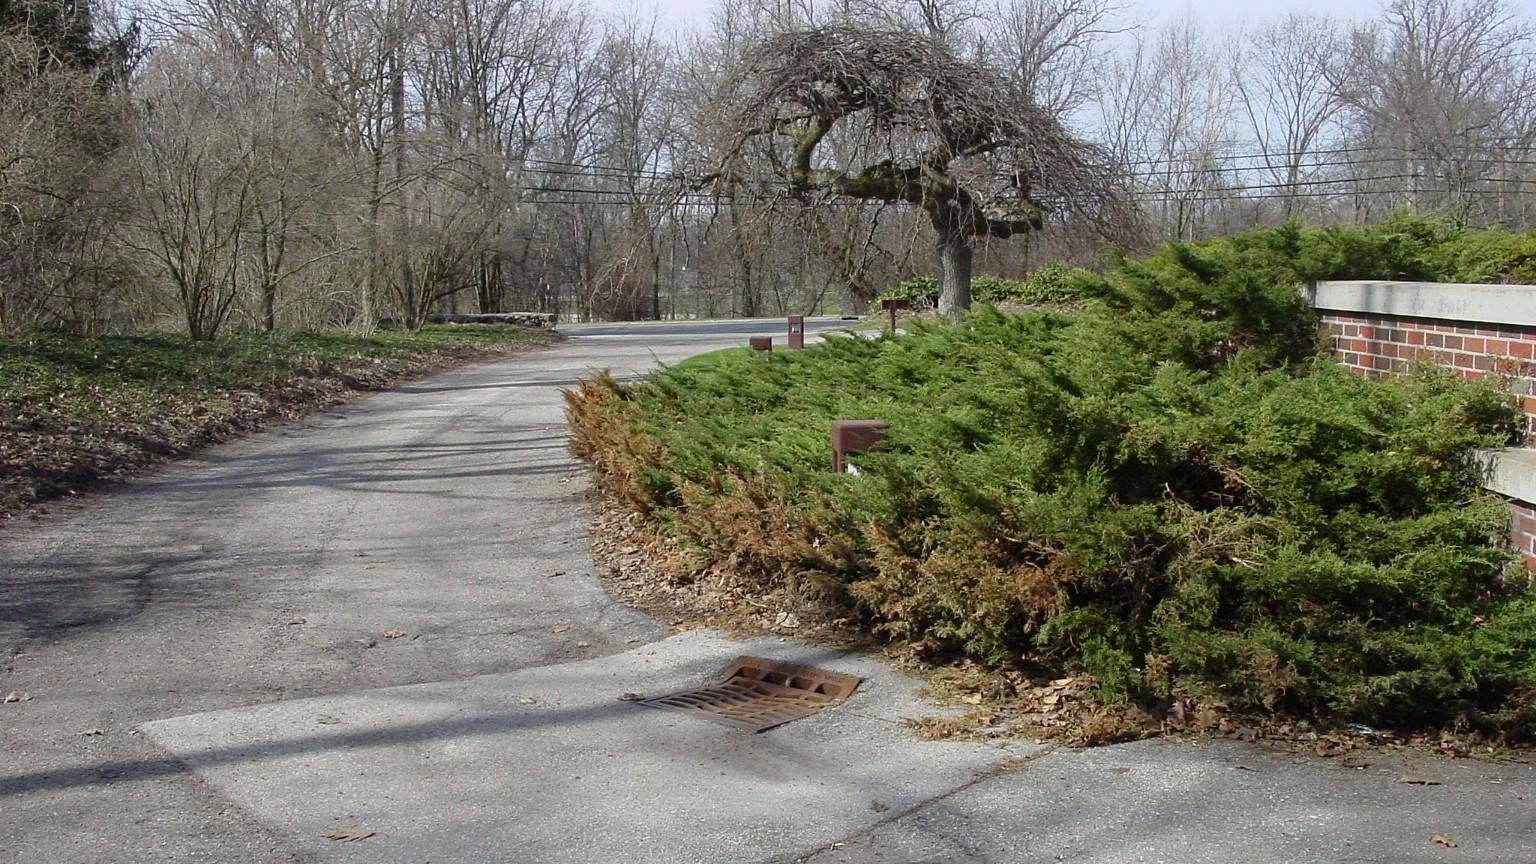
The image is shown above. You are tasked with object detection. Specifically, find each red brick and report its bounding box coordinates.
[1487,339,1510,355]
[1513,341,1535,360]
[1465,337,1486,353]
[1406,330,1426,345]
[1443,335,1464,350]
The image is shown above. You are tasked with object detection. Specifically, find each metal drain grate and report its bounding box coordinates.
[639,656,862,733]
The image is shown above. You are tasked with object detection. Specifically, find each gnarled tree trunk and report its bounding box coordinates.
[936,228,972,321]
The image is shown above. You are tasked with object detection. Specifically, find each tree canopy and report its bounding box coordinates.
[722,26,1131,317]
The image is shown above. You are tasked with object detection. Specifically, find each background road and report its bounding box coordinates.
[0,318,846,864]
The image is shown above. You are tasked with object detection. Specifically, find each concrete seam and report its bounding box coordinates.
[779,741,1065,864]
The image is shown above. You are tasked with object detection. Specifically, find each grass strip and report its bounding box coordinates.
[0,325,556,521]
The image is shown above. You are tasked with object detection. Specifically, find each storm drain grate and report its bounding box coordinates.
[639,656,863,733]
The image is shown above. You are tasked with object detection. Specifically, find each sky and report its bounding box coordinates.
[632,0,1416,34]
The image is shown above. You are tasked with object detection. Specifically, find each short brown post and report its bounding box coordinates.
[749,336,772,352]
[831,420,888,473]
[880,299,910,334]
[787,315,805,349]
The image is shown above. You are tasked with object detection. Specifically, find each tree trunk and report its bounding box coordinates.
[936,229,973,321]
[261,279,277,332]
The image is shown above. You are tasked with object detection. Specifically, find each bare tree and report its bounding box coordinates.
[1231,14,1343,218]
[836,0,984,42]
[0,13,135,335]
[124,52,257,340]
[1330,0,1535,221]
[989,0,1128,117]
[721,26,1125,318]
[1136,19,1236,240]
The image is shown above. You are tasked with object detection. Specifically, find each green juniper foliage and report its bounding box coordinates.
[881,211,1536,311]
[569,216,1536,739]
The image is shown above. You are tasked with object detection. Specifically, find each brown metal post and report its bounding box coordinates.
[831,420,888,473]
[749,336,772,352]
[787,315,804,349]
[880,299,909,335]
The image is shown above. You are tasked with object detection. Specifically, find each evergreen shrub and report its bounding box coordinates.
[568,216,1536,739]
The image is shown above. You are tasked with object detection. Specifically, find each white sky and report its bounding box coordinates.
[623,0,1421,35]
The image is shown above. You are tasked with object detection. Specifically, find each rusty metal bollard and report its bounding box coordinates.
[787,315,805,349]
[831,420,888,474]
[880,298,911,334]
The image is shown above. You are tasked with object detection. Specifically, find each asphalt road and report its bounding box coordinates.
[0,318,845,864]
[3,316,1533,864]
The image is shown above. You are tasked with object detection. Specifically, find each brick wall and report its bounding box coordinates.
[1511,498,1536,573]
[1319,311,1536,441]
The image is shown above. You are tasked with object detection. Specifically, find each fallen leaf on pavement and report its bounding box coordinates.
[575,641,591,648]
[551,624,571,634]
[869,801,889,813]
[317,715,342,725]
[287,618,306,626]
[80,728,105,736]
[1233,765,1258,772]
[2,691,31,703]
[618,692,644,701]
[1401,777,1444,786]
[382,629,405,639]
[1429,835,1457,848]
[518,697,537,705]
[322,828,375,842]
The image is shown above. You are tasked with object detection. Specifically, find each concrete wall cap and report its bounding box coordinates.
[1306,281,1536,328]
[1479,448,1536,503]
